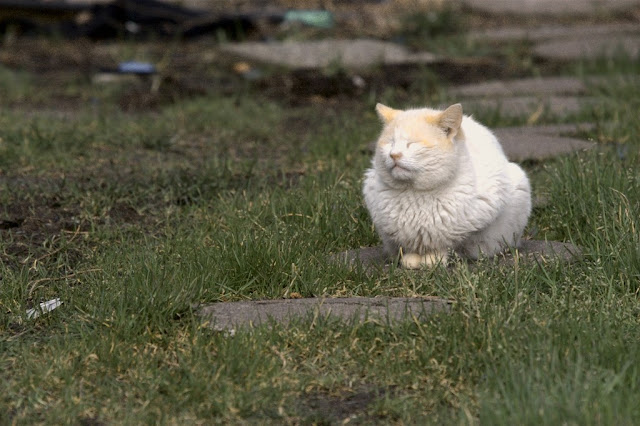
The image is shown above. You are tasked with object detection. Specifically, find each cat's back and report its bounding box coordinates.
[460,115,509,171]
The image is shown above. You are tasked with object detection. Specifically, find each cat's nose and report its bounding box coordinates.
[390,152,403,161]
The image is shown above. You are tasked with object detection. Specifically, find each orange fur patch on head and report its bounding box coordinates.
[401,114,451,150]
[424,113,441,126]
[418,138,437,148]
[376,103,399,124]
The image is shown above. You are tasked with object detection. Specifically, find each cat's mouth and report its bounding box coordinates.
[390,163,413,177]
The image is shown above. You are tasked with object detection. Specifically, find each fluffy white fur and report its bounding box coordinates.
[363,103,531,269]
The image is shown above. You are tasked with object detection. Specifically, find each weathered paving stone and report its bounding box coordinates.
[535,35,640,61]
[449,77,587,98]
[469,23,640,43]
[462,96,594,118]
[199,297,452,331]
[509,123,595,136]
[461,0,640,16]
[220,39,438,69]
[494,127,596,161]
[332,240,582,272]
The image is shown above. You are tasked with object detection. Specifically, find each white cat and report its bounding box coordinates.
[363,103,531,269]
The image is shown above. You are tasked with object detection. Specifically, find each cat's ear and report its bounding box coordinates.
[376,103,399,124]
[438,103,463,138]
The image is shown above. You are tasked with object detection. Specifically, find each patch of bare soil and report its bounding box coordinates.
[0,152,266,268]
[0,174,148,269]
[296,386,394,424]
[0,195,86,269]
[257,56,513,107]
[117,74,210,111]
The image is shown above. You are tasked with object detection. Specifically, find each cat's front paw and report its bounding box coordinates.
[401,251,448,269]
[400,253,423,269]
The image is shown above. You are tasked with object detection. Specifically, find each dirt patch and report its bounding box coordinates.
[0,173,147,268]
[256,57,513,107]
[0,156,267,268]
[297,386,393,424]
[0,38,106,75]
[78,417,106,426]
[106,202,143,224]
[0,218,23,229]
[0,193,87,268]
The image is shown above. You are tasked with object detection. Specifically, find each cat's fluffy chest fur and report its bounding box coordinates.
[363,103,531,268]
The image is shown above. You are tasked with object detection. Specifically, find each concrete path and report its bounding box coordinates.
[495,126,595,161]
[503,123,594,136]
[461,0,640,15]
[221,39,437,69]
[469,23,640,43]
[199,297,452,332]
[450,76,587,98]
[462,96,593,119]
[535,35,640,61]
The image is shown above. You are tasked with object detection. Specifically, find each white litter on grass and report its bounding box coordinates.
[26,298,63,319]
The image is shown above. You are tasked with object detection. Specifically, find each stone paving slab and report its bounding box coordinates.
[463,96,593,118]
[508,123,595,136]
[495,127,595,161]
[535,35,640,61]
[450,77,587,98]
[462,0,640,16]
[221,39,438,69]
[469,23,640,43]
[199,297,452,331]
[332,240,582,272]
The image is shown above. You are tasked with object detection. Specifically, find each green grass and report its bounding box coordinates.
[1,38,640,424]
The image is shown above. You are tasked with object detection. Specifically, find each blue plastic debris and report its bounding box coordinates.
[118,61,157,75]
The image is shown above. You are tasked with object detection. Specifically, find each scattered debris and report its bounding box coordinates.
[117,61,156,74]
[0,0,336,40]
[282,10,334,29]
[26,298,63,319]
[92,60,156,84]
[233,61,263,80]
